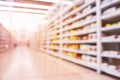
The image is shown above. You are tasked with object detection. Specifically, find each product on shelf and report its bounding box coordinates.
[69,29,78,34]
[73,5,78,10]
[102,63,120,73]
[104,20,120,27]
[117,6,120,11]
[80,44,97,52]
[82,5,92,14]
[72,21,76,26]
[68,44,79,50]
[69,36,78,40]
[103,6,117,15]
[52,39,59,43]
[102,51,120,56]
[88,33,97,40]
[66,52,78,58]
[116,65,120,72]
[63,37,69,40]
[102,34,120,40]
[81,35,88,40]
[82,25,90,30]
[81,55,97,63]
[85,15,93,20]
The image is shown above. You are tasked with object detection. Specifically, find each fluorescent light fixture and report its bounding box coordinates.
[35,0,73,5]
[0,6,49,14]
[62,1,73,5]
[0,1,53,10]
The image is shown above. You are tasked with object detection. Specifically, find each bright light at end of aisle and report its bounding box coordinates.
[0,11,45,32]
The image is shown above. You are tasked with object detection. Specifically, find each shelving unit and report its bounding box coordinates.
[0,23,14,52]
[39,0,120,78]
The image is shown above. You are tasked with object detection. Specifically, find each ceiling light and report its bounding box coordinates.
[35,0,73,5]
[0,1,53,10]
[0,6,49,14]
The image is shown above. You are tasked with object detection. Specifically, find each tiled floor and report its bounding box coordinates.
[0,46,118,80]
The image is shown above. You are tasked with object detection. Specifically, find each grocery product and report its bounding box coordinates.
[80,44,97,52]
[88,33,97,40]
[81,55,97,63]
[105,23,118,27]
[69,36,78,40]
[103,6,116,15]
[102,35,120,40]
[102,51,120,56]
[116,65,120,72]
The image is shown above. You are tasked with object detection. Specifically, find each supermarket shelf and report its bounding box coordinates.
[53,20,60,26]
[63,19,96,31]
[62,0,84,17]
[62,29,96,37]
[50,30,60,35]
[101,0,120,9]
[102,54,120,59]
[49,14,60,24]
[63,48,97,56]
[63,8,96,26]
[63,40,97,44]
[101,25,120,32]
[40,0,120,78]
[49,52,97,69]
[102,67,120,78]
[63,0,96,20]
[101,11,120,20]
[102,39,120,43]
[50,42,60,44]
[51,26,60,31]
[49,36,60,39]
[48,47,60,50]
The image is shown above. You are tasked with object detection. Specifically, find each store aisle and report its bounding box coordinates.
[0,47,117,80]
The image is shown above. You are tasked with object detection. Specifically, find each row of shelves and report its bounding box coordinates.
[40,0,120,78]
[0,23,14,52]
[48,52,120,78]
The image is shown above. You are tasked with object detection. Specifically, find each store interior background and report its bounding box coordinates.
[0,0,120,80]
[0,11,44,46]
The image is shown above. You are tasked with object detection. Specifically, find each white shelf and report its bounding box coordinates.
[101,11,120,20]
[50,42,60,44]
[63,40,97,44]
[63,19,96,32]
[101,25,120,32]
[101,0,120,9]
[63,48,97,56]
[62,29,96,37]
[49,36,60,39]
[102,54,120,59]
[49,52,97,69]
[62,0,84,19]
[48,47,60,50]
[52,25,60,31]
[102,38,120,43]
[101,67,120,78]
[50,30,60,35]
[63,0,96,20]
[63,8,96,26]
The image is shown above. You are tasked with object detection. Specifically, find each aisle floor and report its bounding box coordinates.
[0,47,117,80]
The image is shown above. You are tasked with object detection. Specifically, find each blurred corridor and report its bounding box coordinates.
[0,46,116,80]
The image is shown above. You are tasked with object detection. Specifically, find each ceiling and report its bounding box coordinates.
[0,0,74,19]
